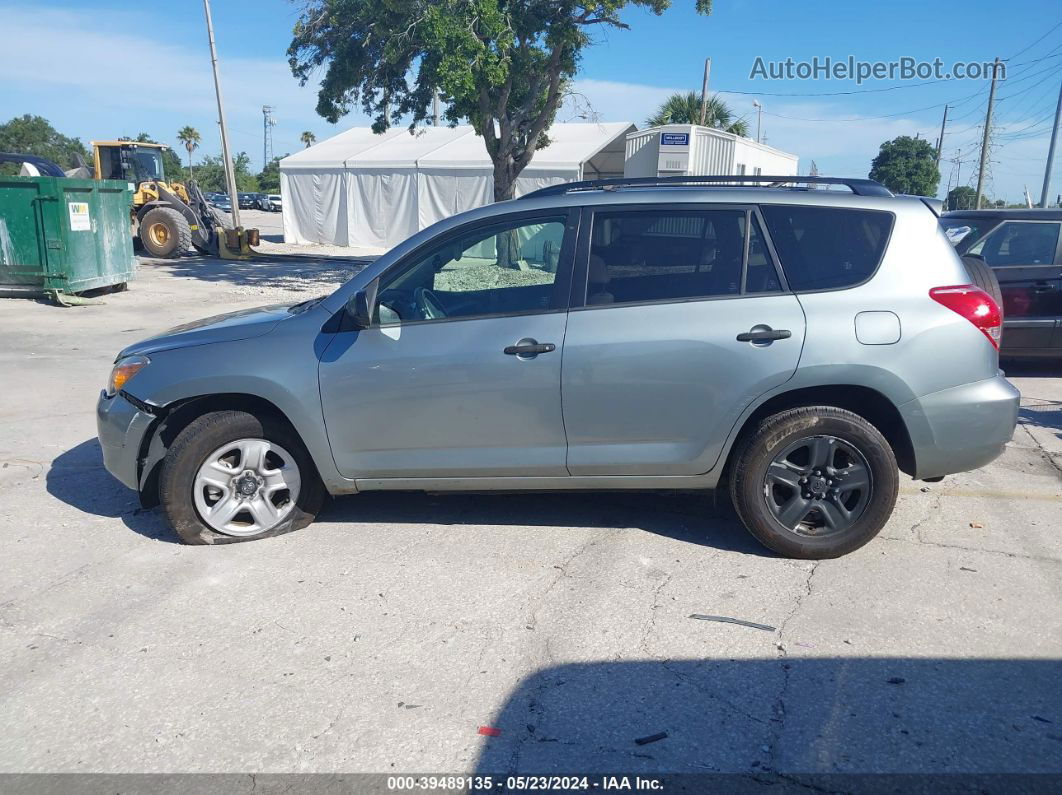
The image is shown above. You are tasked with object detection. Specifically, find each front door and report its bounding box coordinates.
[969,220,1062,352]
[561,204,805,476]
[319,210,577,479]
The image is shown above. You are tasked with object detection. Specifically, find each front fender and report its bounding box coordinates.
[123,307,351,494]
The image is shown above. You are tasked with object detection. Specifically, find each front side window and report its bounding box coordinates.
[760,205,893,291]
[968,221,1060,266]
[587,209,749,305]
[376,216,566,324]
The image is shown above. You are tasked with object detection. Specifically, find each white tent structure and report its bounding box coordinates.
[280,122,634,249]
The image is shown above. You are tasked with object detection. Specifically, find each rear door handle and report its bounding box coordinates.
[504,339,556,357]
[1032,281,1056,293]
[737,327,792,343]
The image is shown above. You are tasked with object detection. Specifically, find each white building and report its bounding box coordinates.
[624,124,798,179]
[280,122,634,249]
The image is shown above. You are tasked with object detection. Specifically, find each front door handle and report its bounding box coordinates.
[504,338,556,357]
[737,327,792,343]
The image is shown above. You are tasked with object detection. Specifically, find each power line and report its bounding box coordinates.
[1005,17,1062,61]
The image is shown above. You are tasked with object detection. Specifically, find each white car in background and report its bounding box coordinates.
[268,194,282,212]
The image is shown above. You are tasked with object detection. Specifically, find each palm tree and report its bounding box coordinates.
[300,131,317,148]
[177,126,201,178]
[646,92,750,138]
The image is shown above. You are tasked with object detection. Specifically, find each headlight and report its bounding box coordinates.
[107,355,150,396]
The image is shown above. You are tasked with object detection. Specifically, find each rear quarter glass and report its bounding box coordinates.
[759,204,894,292]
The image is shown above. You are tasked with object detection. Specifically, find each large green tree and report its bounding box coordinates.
[946,185,978,211]
[869,135,940,196]
[257,155,288,193]
[646,91,748,137]
[194,152,258,193]
[0,114,89,171]
[289,0,713,201]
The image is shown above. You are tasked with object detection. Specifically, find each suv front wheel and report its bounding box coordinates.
[729,406,899,559]
[159,410,324,545]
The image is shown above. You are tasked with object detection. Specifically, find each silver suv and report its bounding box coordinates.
[97,175,1019,559]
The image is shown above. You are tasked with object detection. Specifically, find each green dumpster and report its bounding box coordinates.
[0,176,136,296]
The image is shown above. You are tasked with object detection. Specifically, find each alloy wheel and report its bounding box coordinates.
[763,434,873,537]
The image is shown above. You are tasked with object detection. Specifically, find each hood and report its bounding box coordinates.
[117,303,293,358]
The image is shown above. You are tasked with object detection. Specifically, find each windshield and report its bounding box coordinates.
[940,218,999,254]
[131,147,164,182]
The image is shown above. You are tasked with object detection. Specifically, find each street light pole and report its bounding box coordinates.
[203,0,241,229]
[698,58,712,126]
[752,100,762,144]
[974,57,1001,210]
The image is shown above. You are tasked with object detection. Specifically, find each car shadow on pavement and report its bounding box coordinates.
[320,490,768,556]
[47,439,175,542]
[472,658,1062,777]
[48,439,766,553]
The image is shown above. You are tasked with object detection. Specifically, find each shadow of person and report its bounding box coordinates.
[47,439,176,543]
[473,658,1062,778]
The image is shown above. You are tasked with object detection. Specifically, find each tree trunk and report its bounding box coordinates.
[492,158,520,268]
[493,159,516,202]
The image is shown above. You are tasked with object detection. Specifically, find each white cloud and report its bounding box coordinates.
[0,4,360,162]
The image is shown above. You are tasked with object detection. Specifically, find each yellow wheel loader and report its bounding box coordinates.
[90,141,257,259]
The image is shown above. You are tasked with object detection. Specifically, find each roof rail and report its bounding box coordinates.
[520,174,894,199]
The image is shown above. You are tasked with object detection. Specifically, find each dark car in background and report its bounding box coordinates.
[207,193,232,212]
[237,192,272,211]
[942,209,1062,358]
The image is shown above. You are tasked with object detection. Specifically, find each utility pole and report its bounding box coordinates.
[935,104,948,169]
[432,89,441,127]
[752,100,762,143]
[698,58,712,126]
[203,0,240,229]
[1039,78,1062,207]
[262,105,276,171]
[975,57,1001,211]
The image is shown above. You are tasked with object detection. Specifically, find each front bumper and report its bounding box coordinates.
[96,390,155,491]
[899,373,1020,480]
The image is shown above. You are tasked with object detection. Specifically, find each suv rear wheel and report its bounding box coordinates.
[159,410,325,545]
[729,406,899,559]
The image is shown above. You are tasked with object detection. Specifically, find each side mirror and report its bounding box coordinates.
[345,279,378,330]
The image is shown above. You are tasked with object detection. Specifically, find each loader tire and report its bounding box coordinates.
[140,207,191,259]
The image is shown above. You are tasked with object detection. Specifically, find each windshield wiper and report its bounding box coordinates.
[288,296,325,314]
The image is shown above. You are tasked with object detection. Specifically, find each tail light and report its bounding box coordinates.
[929,285,1002,350]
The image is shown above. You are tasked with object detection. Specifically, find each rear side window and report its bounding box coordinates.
[587,209,750,305]
[760,205,893,291]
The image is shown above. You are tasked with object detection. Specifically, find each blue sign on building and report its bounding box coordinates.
[660,133,690,146]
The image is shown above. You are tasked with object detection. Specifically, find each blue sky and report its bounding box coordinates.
[2,0,1060,202]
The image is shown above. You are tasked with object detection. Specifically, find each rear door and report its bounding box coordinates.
[968,220,1062,351]
[560,204,806,476]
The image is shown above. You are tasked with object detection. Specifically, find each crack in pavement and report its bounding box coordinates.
[761,561,820,773]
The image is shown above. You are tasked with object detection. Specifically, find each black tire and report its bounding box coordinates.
[962,256,1004,311]
[159,410,325,545]
[139,207,191,259]
[729,406,899,559]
